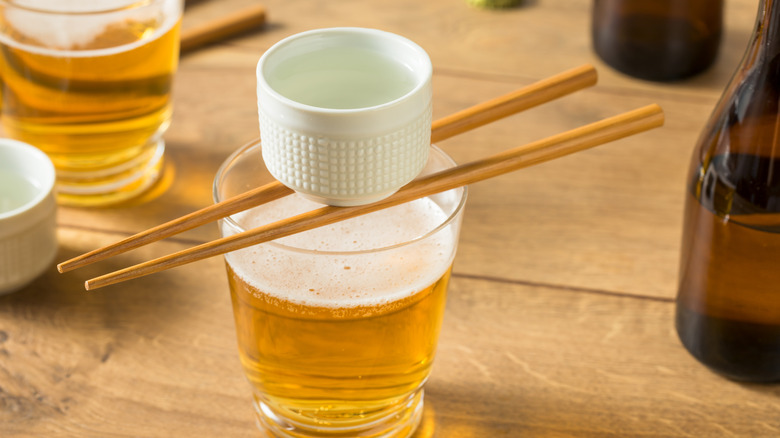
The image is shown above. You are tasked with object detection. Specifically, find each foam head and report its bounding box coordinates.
[224,194,461,309]
[0,0,180,54]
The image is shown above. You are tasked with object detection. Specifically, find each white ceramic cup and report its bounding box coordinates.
[0,139,57,295]
[257,27,433,206]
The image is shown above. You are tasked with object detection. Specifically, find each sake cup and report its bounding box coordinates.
[0,139,57,295]
[257,27,433,206]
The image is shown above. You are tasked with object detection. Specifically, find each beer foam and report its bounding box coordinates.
[0,0,179,57]
[224,194,459,308]
[9,0,138,13]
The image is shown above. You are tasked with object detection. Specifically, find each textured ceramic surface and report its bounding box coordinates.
[0,139,57,295]
[256,27,433,206]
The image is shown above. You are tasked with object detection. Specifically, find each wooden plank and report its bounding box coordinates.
[431,276,780,437]
[4,1,777,437]
[3,228,779,437]
[0,229,251,437]
[181,0,757,97]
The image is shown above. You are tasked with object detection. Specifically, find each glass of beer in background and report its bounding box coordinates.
[214,141,467,437]
[0,0,182,206]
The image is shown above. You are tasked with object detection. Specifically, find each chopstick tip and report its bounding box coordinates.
[646,103,665,125]
[573,63,598,85]
[57,259,79,273]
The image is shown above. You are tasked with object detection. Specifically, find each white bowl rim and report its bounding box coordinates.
[256,26,433,115]
[0,138,56,221]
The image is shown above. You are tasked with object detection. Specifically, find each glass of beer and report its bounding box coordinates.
[0,0,182,206]
[214,140,467,437]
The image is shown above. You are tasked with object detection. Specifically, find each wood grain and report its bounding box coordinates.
[3,229,779,437]
[3,0,775,437]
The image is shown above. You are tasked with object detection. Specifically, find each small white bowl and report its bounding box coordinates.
[257,27,433,206]
[0,139,57,295]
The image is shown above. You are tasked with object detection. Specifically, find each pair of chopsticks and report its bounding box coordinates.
[59,64,664,290]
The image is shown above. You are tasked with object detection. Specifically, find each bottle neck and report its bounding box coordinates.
[754,0,780,56]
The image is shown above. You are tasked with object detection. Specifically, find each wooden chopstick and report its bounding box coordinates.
[429,64,597,141]
[57,64,598,274]
[84,104,664,290]
[180,4,266,54]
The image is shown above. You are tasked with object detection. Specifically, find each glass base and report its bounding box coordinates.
[255,390,424,438]
[54,139,165,207]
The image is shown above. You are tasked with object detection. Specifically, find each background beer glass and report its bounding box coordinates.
[0,0,182,206]
[214,141,466,438]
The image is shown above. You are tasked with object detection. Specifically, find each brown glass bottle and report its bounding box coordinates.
[676,0,780,382]
[592,0,723,81]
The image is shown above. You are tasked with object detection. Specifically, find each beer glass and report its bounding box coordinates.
[0,0,183,206]
[214,140,466,437]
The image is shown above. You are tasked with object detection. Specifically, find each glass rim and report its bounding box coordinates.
[0,0,170,15]
[212,138,467,256]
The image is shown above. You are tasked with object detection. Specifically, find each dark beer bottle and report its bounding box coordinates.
[591,0,723,81]
[676,0,780,382]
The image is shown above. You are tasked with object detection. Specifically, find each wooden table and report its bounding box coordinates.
[2,0,779,436]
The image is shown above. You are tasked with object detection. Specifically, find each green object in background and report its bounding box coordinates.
[466,0,522,8]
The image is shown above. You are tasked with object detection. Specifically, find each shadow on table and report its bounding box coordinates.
[727,379,780,398]
[421,383,528,437]
[421,366,780,438]
[0,242,204,339]
[0,243,209,429]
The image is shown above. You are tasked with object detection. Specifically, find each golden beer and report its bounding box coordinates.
[226,265,450,435]
[216,141,466,438]
[0,0,181,206]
